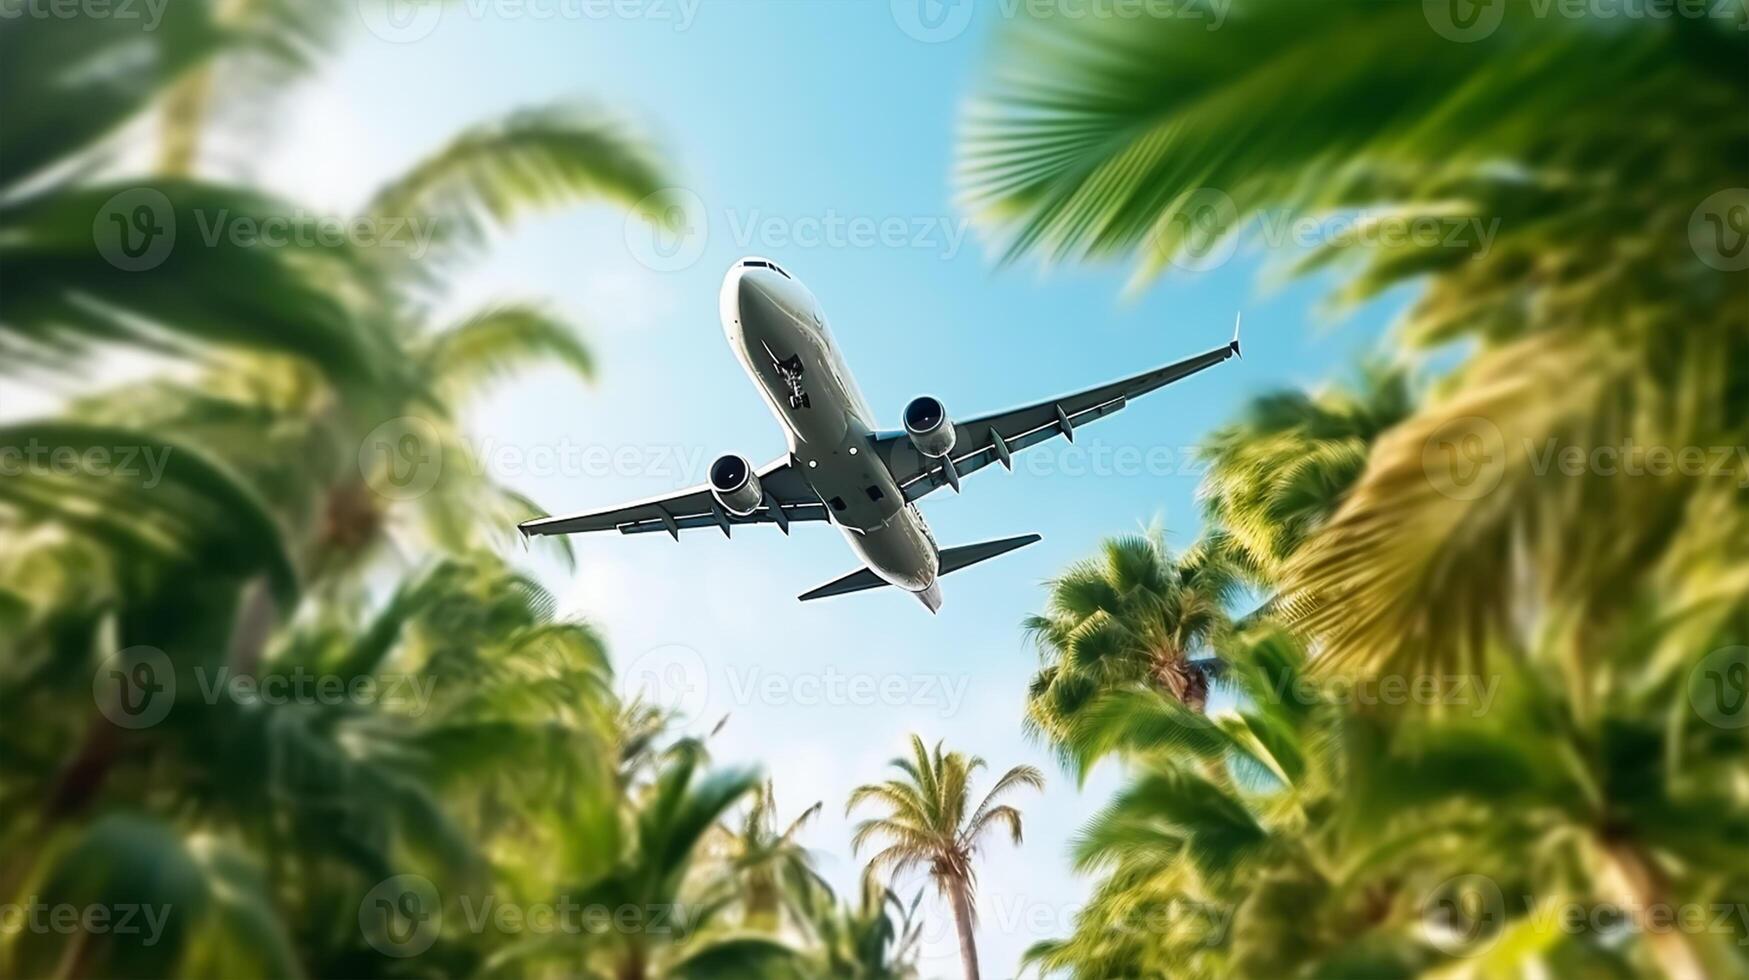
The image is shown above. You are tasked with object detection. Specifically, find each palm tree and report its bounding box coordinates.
[0,0,675,853]
[62,98,671,581]
[149,0,353,176]
[847,735,1044,980]
[966,6,1748,977]
[1335,643,1749,980]
[528,739,802,980]
[1026,619,1749,979]
[0,9,696,976]
[959,0,1749,684]
[802,876,924,980]
[1197,361,1415,586]
[0,8,390,378]
[4,554,622,977]
[722,780,825,932]
[1023,531,1241,748]
[1021,627,1348,979]
[5,1,674,578]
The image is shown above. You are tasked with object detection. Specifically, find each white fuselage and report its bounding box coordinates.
[719,259,942,602]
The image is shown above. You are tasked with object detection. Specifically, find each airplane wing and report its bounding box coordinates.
[518,455,825,540]
[873,320,1242,501]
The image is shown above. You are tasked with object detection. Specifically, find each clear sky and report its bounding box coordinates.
[260,2,1399,975]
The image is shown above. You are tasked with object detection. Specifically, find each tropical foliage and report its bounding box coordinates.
[972,2,1749,977]
[1022,531,1240,740]
[8,1,1748,978]
[0,10,922,979]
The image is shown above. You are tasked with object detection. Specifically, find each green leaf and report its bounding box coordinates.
[422,302,595,403]
[0,181,393,384]
[0,9,224,186]
[364,103,671,265]
[0,423,298,604]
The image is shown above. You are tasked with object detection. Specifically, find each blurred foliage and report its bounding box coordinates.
[7,1,1749,978]
[976,2,1749,978]
[0,9,920,979]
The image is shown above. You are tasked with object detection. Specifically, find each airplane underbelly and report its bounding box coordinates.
[732,319,851,450]
[845,509,938,592]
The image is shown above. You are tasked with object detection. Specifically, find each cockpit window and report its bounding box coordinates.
[743,258,792,279]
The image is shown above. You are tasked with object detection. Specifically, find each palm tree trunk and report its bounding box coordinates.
[615,947,646,980]
[1600,839,1707,980]
[155,0,249,175]
[946,874,981,980]
[1149,649,1209,713]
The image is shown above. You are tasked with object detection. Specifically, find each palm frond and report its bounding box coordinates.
[364,103,671,267]
[421,301,595,403]
[0,422,298,603]
[1,181,395,384]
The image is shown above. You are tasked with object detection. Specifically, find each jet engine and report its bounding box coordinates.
[708,454,763,516]
[903,395,956,458]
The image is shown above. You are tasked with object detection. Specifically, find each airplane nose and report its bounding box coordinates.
[719,263,768,330]
[731,266,783,321]
[720,258,803,337]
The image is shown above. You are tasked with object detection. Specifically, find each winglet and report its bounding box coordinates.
[1229,311,1243,359]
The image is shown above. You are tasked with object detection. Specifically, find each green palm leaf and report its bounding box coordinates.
[421,302,596,403]
[15,814,299,979]
[0,423,297,603]
[364,103,672,266]
[0,9,225,187]
[0,181,393,383]
[961,3,1746,291]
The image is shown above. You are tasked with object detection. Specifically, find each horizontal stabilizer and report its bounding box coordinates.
[938,533,1042,573]
[797,566,887,602]
[796,533,1042,604]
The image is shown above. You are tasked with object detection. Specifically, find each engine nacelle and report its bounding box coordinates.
[708,454,763,516]
[903,395,956,458]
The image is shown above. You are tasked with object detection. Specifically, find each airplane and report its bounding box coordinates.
[518,257,1242,613]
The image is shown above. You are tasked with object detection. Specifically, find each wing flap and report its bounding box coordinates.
[619,502,829,535]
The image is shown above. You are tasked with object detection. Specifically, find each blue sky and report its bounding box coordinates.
[256,2,1406,975]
